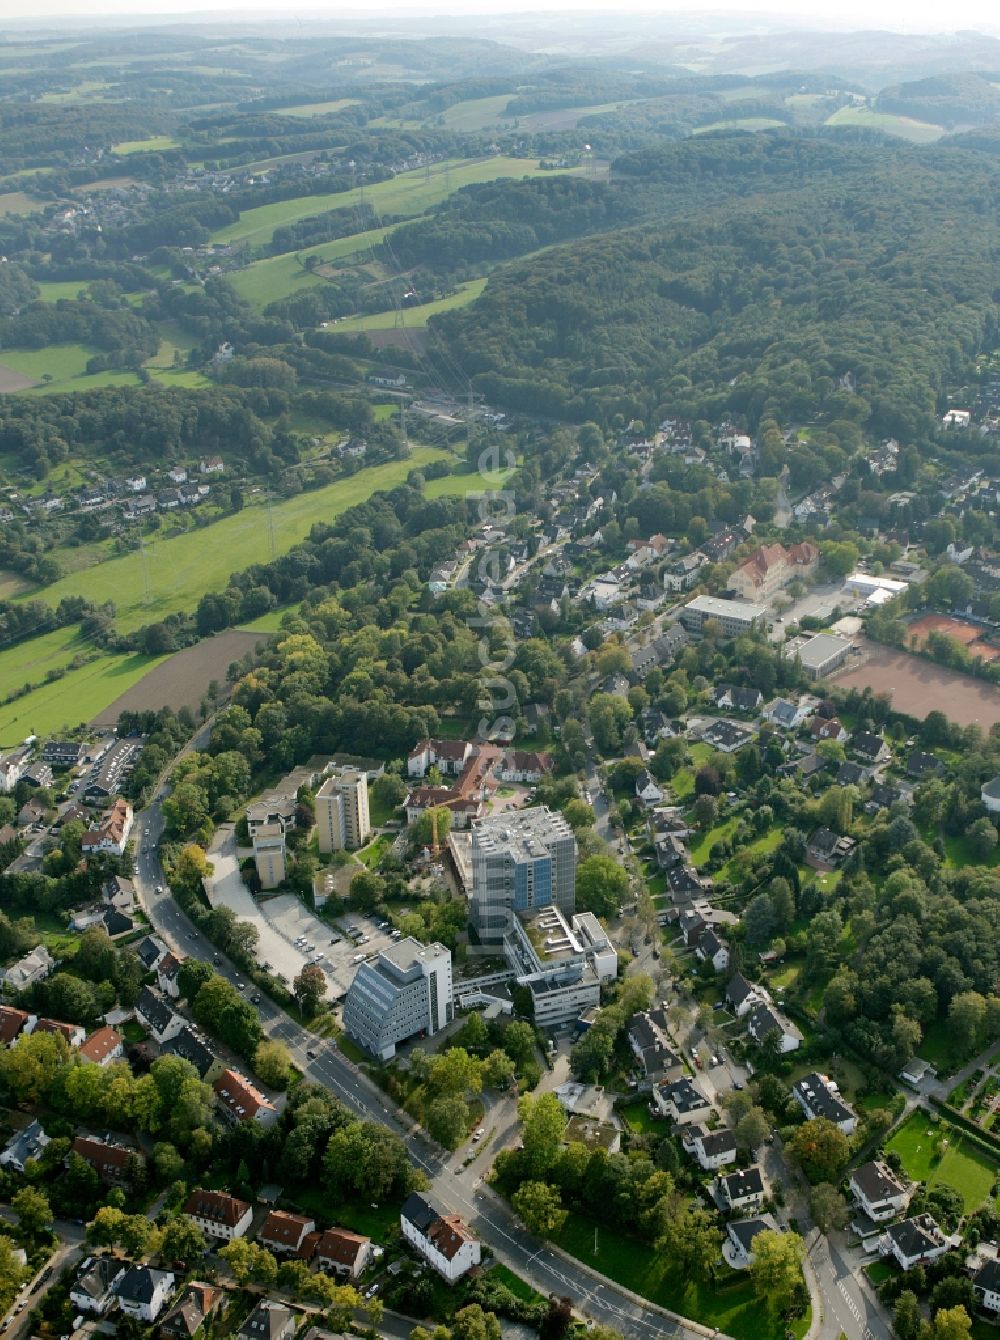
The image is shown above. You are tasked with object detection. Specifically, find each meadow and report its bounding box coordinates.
[274,98,360,117]
[225,225,398,308]
[0,191,45,215]
[694,117,787,134]
[17,446,451,633]
[112,135,182,154]
[331,278,488,332]
[824,106,944,142]
[210,156,577,249]
[0,341,209,394]
[0,647,165,746]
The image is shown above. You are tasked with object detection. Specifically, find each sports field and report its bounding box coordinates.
[211,156,577,249]
[18,446,450,633]
[832,640,1000,727]
[907,614,1000,663]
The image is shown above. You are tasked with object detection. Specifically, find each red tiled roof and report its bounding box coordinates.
[79,1026,122,1064]
[0,1007,30,1045]
[184,1189,251,1228]
[427,1213,475,1262]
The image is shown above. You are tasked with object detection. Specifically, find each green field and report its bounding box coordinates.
[885,1109,998,1212]
[824,106,944,143]
[274,98,359,117]
[0,647,166,746]
[694,118,787,134]
[112,135,181,155]
[0,191,45,215]
[0,340,208,395]
[34,279,92,303]
[18,446,449,633]
[440,94,514,130]
[211,156,578,249]
[0,624,95,692]
[554,1212,798,1340]
[333,278,488,332]
[226,225,399,308]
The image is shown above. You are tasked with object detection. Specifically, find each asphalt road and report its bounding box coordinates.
[133,795,710,1340]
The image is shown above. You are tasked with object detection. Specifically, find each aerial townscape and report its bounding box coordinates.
[1,6,1000,1340]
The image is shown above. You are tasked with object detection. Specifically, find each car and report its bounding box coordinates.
[472,1128,485,1141]
[713,1000,725,1009]
[213,954,221,964]
[235,980,245,990]
[733,1081,745,1091]
[306,1048,318,1059]
[329,936,340,945]
[313,953,324,962]
[251,994,260,1005]
[155,884,163,893]
[187,932,196,941]
[710,1054,720,1067]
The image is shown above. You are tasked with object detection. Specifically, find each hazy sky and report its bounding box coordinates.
[0,0,997,30]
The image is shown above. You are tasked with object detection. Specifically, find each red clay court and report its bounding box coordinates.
[833,640,1000,727]
[906,613,1000,663]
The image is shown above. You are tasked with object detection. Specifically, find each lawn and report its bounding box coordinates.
[486,1263,544,1304]
[723,826,783,880]
[689,818,737,867]
[33,280,92,302]
[17,446,448,634]
[368,789,399,828]
[332,278,488,333]
[917,1019,963,1073]
[0,648,167,746]
[824,106,944,143]
[554,1212,797,1340]
[211,156,578,249]
[0,623,96,690]
[238,609,291,633]
[885,1109,998,1212]
[292,1187,399,1242]
[357,835,392,869]
[618,1101,665,1135]
[943,831,1000,870]
[424,468,510,499]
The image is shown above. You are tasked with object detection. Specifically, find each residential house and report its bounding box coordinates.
[695,927,730,973]
[136,987,183,1044]
[867,782,906,814]
[906,750,942,780]
[71,1256,126,1315]
[157,954,183,999]
[0,1006,34,1046]
[763,698,812,731]
[687,1125,738,1172]
[22,762,53,789]
[849,1161,911,1223]
[103,875,136,913]
[214,1068,278,1126]
[79,1026,124,1068]
[166,466,188,485]
[199,456,225,474]
[161,1025,216,1078]
[258,1210,315,1256]
[810,716,848,743]
[627,1008,680,1080]
[80,798,134,856]
[701,719,755,753]
[183,1189,253,1242]
[851,732,891,766]
[42,740,84,767]
[717,1166,766,1214]
[0,747,31,793]
[712,685,763,713]
[635,771,664,807]
[103,908,135,938]
[973,1260,1000,1315]
[407,738,473,779]
[746,1003,802,1053]
[654,832,689,871]
[792,1072,857,1135]
[805,828,857,872]
[17,799,45,828]
[0,1119,49,1173]
[726,974,771,1018]
[498,751,552,785]
[836,761,869,788]
[727,1215,780,1269]
[662,552,706,592]
[313,1228,375,1280]
[115,1266,175,1322]
[0,945,54,992]
[652,1077,713,1125]
[125,473,147,493]
[34,1017,85,1047]
[72,1134,142,1183]
[237,1302,296,1340]
[159,1283,225,1339]
[400,1194,481,1283]
[135,935,169,972]
[880,1214,949,1270]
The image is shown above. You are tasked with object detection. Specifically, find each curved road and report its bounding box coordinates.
[133,795,708,1340]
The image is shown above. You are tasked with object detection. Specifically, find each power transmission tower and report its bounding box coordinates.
[265,486,276,560]
[399,401,408,450]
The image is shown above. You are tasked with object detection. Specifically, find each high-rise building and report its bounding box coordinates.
[316,770,371,853]
[253,823,286,890]
[471,807,577,945]
[343,938,452,1060]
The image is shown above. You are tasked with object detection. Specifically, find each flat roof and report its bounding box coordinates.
[685,595,766,620]
[795,632,853,668]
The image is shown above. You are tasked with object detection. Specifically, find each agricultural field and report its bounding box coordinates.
[0,647,165,746]
[112,135,182,154]
[226,224,398,308]
[332,278,488,332]
[211,155,578,249]
[92,629,270,723]
[824,106,944,142]
[694,117,787,134]
[885,1109,999,1212]
[16,445,451,633]
[0,191,45,215]
[440,94,514,130]
[0,339,209,394]
[274,98,360,117]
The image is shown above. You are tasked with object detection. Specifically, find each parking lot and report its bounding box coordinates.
[262,898,399,1002]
